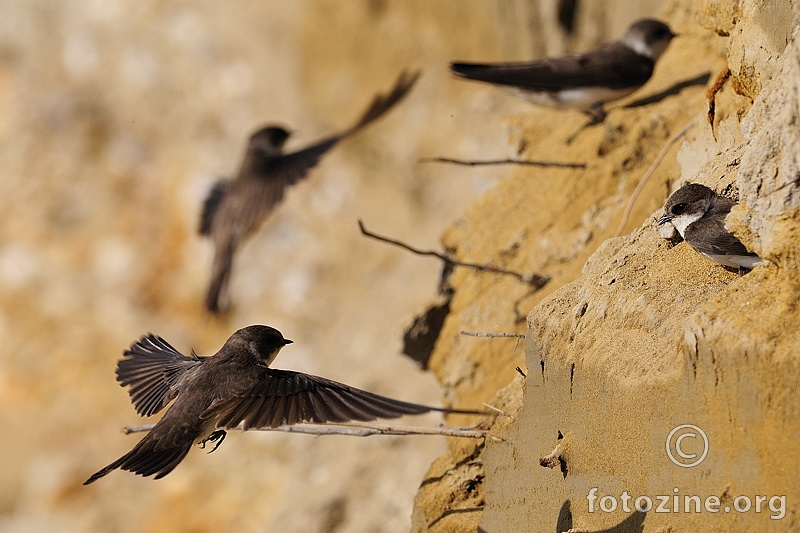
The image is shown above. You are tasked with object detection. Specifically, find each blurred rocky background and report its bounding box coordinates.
[2,0,748,532]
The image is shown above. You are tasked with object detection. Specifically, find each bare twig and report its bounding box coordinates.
[122,424,154,434]
[614,119,695,237]
[460,330,525,350]
[420,156,586,169]
[460,331,524,339]
[123,422,488,439]
[358,220,549,288]
[482,403,516,421]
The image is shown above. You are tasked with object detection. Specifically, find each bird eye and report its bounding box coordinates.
[671,202,687,215]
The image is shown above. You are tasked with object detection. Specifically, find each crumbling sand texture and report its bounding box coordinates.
[410,0,800,532]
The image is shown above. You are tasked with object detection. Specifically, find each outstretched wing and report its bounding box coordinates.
[116,334,201,417]
[452,42,653,91]
[206,368,454,430]
[266,69,420,187]
[346,69,420,132]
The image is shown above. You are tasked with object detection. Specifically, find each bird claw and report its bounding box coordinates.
[200,429,227,453]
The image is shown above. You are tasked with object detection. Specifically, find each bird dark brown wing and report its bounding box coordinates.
[451,42,654,91]
[347,69,421,132]
[199,179,231,236]
[268,136,341,187]
[206,368,476,430]
[684,218,754,258]
[116,334,201,417]
[265,69,420,187]
[684,194,757,258]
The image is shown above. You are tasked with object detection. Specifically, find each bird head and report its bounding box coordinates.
[232,325,293,366]
[622,19,676,61]
[658,183,715,238]
[248,126,292,156]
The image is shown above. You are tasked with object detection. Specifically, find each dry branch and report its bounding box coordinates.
[123,422,489,439]
[358,220,549,288]
[420,156,585,169]
[460,331,524,339]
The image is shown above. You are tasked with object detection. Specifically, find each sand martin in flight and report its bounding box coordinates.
[658,183,763,270]
[200,70,420,313]
[451,19,675,122]
[84,325,481,483]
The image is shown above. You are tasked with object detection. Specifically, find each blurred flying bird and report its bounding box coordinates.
[84,325,481,483]
[200,70,420,313]
[451,19,675,122]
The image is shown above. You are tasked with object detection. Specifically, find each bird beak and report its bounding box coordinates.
[657,213,672,226]
[283,339,293,345]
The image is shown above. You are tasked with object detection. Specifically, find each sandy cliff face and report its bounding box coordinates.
[411,1,800,532]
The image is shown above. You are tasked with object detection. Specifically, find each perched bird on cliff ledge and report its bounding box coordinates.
[451,18,676,123]
[200,70,420,313]
[84,325,482,483]
[657,183,763,271]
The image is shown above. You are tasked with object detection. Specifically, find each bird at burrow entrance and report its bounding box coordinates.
[657,182,763,271]
[200,70,420,313]
[84,325,484,483]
